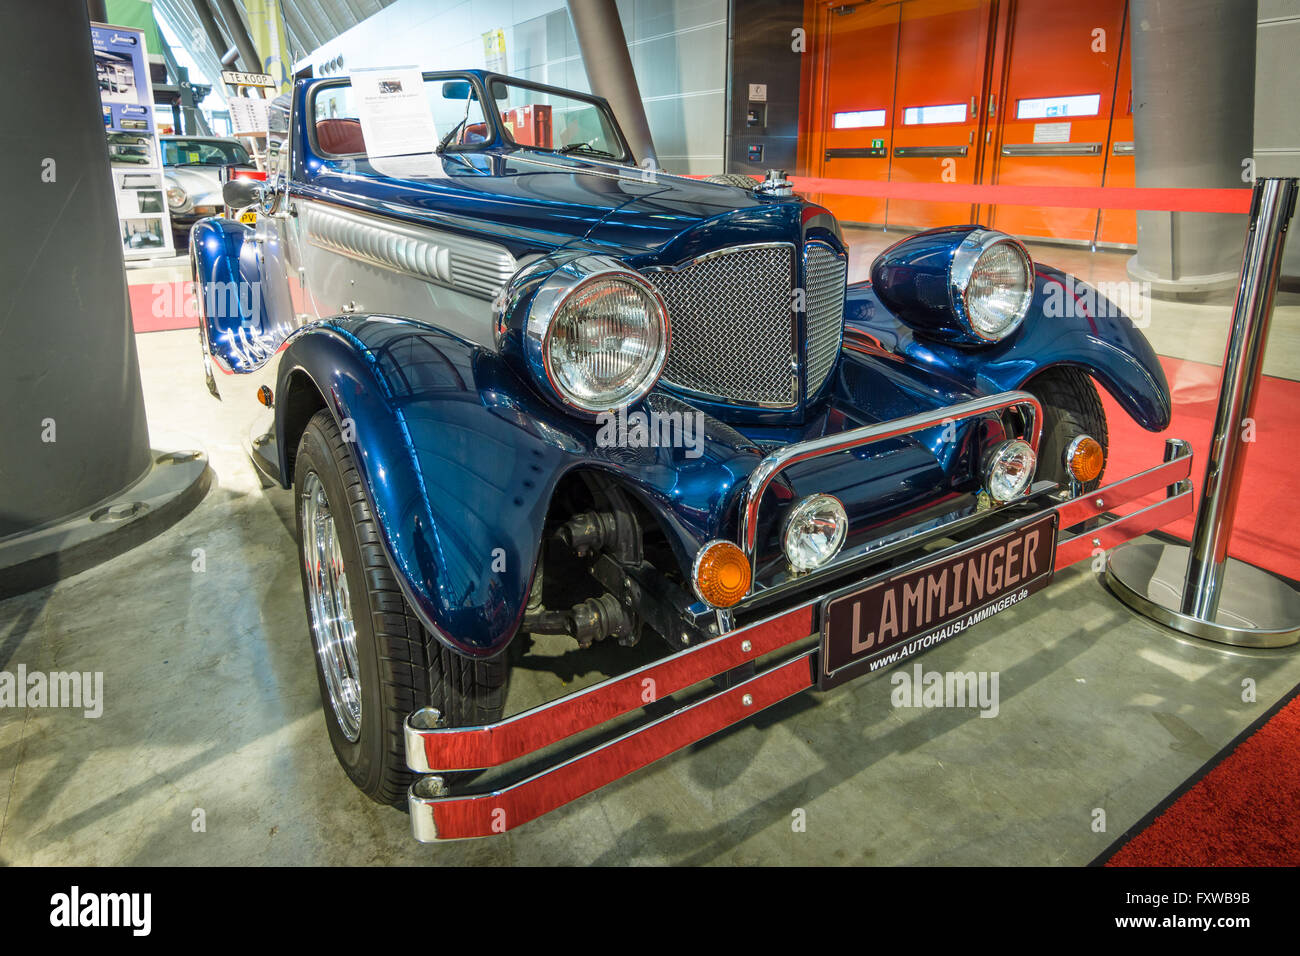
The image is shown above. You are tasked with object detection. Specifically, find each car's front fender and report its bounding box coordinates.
[274,316,764,658]
[845,264,1172,432]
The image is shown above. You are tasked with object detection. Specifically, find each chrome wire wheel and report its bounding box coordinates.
[301,470,363,742]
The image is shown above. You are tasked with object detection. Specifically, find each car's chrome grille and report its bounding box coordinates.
[804,242,848,394]
[643,241,847,409]
[645,244,797,407]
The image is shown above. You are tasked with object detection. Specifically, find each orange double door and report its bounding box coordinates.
[817,0,988,229]
[808,0,1136,246]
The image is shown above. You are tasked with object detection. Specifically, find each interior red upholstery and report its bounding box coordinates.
[316,118,366,155]
[464,122,488,142]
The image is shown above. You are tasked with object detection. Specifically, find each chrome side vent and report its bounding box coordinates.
[804,241,848,395]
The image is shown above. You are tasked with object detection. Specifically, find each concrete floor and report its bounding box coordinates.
[1,239,1298,865]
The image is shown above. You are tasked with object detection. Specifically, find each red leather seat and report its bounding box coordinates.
[464,122,488,143]
[316,118,366,155]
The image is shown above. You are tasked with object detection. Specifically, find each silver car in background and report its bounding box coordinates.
[161,135,255,246]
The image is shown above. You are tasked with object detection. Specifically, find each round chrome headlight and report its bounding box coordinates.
[782,493,848,572]
[166,184,188,209]
[951,230,1033,341]
[983,439,1037,503]
[526,257,669,414]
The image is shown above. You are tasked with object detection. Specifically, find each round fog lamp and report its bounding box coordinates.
[782,494,848,572]
[693,540,751,608]
[1065,434,1105,484]
[984,439,1037,503]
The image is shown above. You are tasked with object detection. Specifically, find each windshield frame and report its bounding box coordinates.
[304,71,633,166]
[307,70,501,161]
[484,75,632,164]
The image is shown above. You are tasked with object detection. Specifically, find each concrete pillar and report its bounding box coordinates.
[1,0,152,537]
[1128,0,1257,294]
[0,0,210,597]
[567,0,658,169]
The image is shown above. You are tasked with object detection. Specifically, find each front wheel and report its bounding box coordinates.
[294,409,509,807]
[1025,367,1110,493]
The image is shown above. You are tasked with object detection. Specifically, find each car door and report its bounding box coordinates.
[293,75,503,349]
[247,96,303,336]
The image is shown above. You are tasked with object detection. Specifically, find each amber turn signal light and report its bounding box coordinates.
[1066,434,1104,483]
[692,540,751,609]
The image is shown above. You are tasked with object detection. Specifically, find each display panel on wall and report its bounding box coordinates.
[92,21,175,259]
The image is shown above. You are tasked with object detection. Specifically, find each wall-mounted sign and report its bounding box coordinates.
[228,96,270,134]
[483,29,507,73]
[1032,122,1071,144]
[221,70,276,88]
[748,83,767,103]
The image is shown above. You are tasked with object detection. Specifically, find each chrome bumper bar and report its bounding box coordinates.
[736,390,1043,594]
[406,437,1193,841]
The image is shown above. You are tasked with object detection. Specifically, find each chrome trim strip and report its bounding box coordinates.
[641,240,797,275]
[1001,142,1103,157]
[301,200,517,301]
[802,239,848,395]
[894,145,968,158]
[736,390,1044,592]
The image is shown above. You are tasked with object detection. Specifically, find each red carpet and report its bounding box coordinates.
[128,279,198,334]
[1101,355,1300,581]
[1105,689,1300,866]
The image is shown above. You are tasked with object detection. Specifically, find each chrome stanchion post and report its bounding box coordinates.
[1182,178,1297,619]
[1105,178,1300,648]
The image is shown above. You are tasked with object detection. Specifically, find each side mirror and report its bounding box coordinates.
[222,178,261,210]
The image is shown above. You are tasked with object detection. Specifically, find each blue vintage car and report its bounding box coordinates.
[192,70,1193,841]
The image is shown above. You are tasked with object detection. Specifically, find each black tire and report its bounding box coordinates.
[702,173,759,190]
[293,409,509,807]
[1025,367,1109,491]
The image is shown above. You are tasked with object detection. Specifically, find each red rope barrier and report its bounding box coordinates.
[682,174,1252,214]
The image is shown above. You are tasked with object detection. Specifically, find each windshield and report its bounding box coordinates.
[488,79,625,159]
[162,139,251,166]
[310,74,491,157]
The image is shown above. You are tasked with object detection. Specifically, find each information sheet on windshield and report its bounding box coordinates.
[350,66,441,177]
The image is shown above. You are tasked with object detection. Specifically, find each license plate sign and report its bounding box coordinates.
[819,513,1057,689]
[239,210,257,225]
